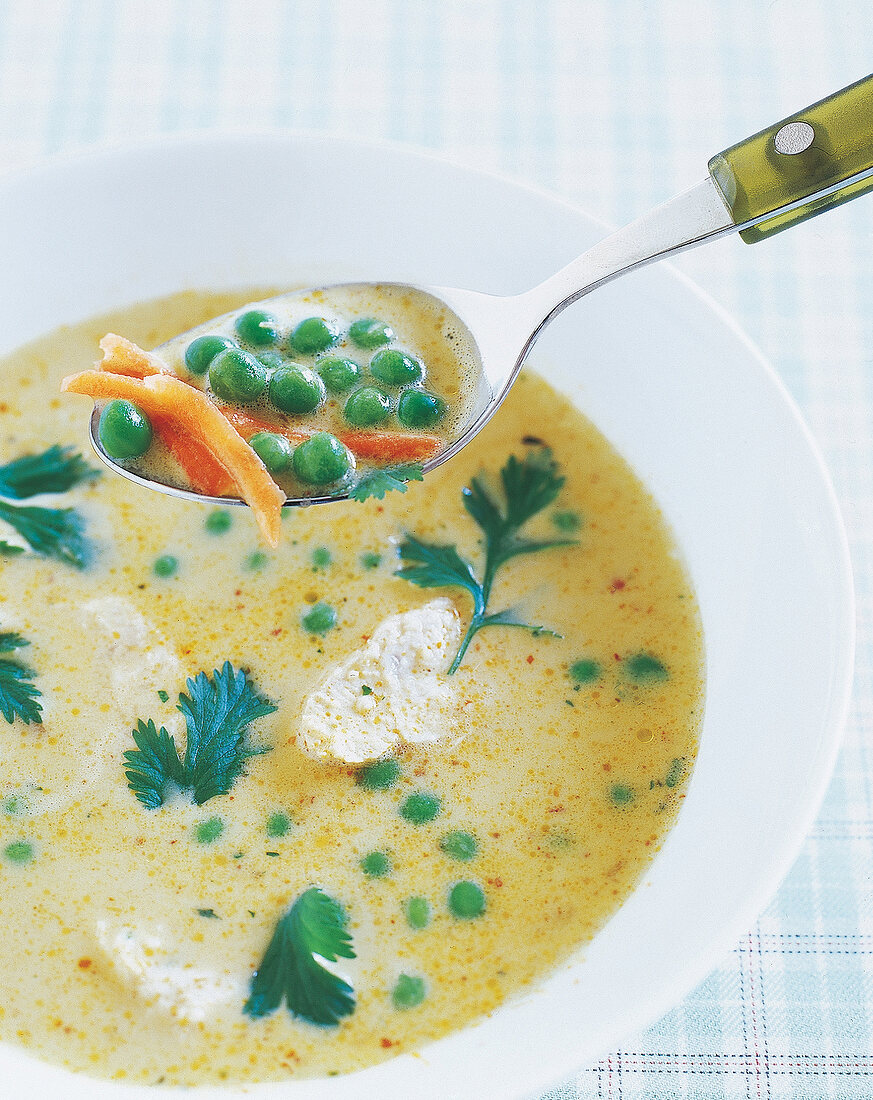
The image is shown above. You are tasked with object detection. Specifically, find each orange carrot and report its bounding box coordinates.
[60,368,285,547]
[150,414,237,498]
[222,407,442,464]
[338,430,442,463]
[98,334,179,378]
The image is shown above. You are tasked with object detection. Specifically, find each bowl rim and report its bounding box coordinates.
[0,130,856,1099]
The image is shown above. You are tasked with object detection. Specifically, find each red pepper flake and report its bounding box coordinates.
[602,762,612,772]
[271,627,283,636]
[547,805,565,813]
[609,578,625,593]
[77,958,93,970]
[234,589,242,597]
[526,654,534,664]
[487,878,503,887]
[380,1037,395,1049]
[613,652,621,661]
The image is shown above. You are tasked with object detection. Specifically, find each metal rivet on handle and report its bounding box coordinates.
[774,120,816,155]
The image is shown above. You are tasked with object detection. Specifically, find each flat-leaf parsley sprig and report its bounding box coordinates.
[0,630,42,725]
[244,887,356,1026]
[397,447,578,673]
[0,445,99,569]
[123,661,276,808]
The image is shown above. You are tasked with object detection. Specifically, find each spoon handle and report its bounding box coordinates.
[709,73,873,242]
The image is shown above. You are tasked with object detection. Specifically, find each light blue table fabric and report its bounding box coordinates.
[0,2,871,1096]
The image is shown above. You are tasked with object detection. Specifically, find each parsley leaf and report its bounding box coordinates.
[397,447,576,672]
[123,662,276,808]
[0,631,42,725]
[0,500,93,569]
[244,887,356,1026]
[350,462,424,503]
[0,445,98,499]
[123,719,185,809]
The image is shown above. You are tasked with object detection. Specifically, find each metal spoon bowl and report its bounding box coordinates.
[88,77,873,507]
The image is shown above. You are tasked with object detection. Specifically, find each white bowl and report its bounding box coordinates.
[0,134,854,1099]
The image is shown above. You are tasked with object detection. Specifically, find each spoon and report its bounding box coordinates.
[89,74,873,508]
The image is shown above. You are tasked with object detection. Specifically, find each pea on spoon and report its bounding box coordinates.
[82,75,873,518]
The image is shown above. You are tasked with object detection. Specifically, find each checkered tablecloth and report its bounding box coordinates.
[0,2,871,1096]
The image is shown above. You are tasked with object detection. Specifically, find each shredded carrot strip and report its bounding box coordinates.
[150,414,237,498]
[222,408,442,463]
[338,430,442,463]
[60,368,285,547]
[98,334,178,378]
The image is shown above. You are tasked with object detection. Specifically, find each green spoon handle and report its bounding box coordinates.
[708,73,873,243]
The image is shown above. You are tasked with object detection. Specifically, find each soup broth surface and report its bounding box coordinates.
[0,290,703,1086]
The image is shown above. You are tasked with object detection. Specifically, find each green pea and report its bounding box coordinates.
[439,830,478,862]
[349,317,395,349]
[448,880,486,919]
[301,601,336,634]
[3,840,33,864]
[369,348,424,386]
[569,659,600,685]
[397,388,446,429]
[400,791,441,825]
[392,973,426,1009]
[185,334,236,375]
[257,350,286,372]
[610,783,634,807]
[316,355,362,394]
[311,546,332,569]
[404,896,431,930]
[269,363,326,414]
[288,316,338,355]
[208,348,270,404]
[234,309,281,347]
[195,817,224,843]
[356,758,400,790]
[266,811,292,837]
[625,653,669,683]
[360,850,391,878]
[153,554,178,578]
[292,433,354,485]
[249,431,294,474]
[205,508,232,534]
[98,399,153,460]
[343,386,392,427]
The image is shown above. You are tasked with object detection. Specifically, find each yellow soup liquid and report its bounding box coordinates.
[0,290,703,1086]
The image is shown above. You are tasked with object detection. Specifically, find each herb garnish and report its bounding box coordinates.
[350,463,424,502]
[0,445,98,569]
[0,631,42,725]
[244,887,356,1026]
[0,445,98,499]
[396,448,576,672]
[123,661,276,808]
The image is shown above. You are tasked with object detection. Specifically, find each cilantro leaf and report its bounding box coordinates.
[123,662,276,808]
[396,534,484,614]
[0,630,42,725]
[350,463,424,502]
[178,661,276,805]
[0,499,93,569]
[396,447,576,672]
[0,542,25,557]
[244,887,356,1026]
[0,445,99,499]
[123,719,185,809]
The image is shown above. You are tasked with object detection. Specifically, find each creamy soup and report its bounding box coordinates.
[0,290,703,1087]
